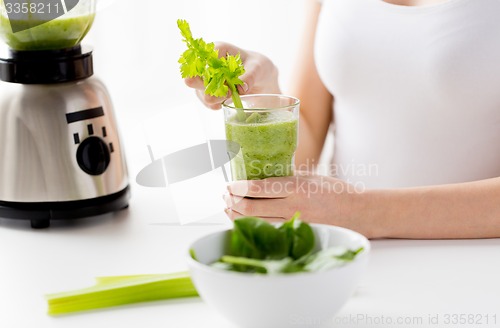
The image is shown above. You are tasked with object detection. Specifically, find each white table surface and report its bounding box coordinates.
[1,115,500,328]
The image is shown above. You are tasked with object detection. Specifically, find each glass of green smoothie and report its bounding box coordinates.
[223,94,300,181]
[0,0,95,51]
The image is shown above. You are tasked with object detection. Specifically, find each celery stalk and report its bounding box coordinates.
[46,272,198,315]
[227,83,246,121]
[177,20,247,122]
[95,274,164,285]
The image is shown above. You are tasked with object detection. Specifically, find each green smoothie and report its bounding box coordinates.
[225,111,298,180]
[0,14,94,50]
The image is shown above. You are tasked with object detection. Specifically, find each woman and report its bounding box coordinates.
[185,0,500,239]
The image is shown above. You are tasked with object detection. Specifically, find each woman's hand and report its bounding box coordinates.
[184,42,281,109]
[224,174,500,240]
[223,172,377,238]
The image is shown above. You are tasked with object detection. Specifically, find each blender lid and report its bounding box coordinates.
[0,45,94,84]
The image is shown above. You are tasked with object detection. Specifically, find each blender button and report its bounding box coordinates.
[102,127,107,137]
[109,143,114,153]
[76,137,111,176]
[73,133,80,144]
[88,124,94,135]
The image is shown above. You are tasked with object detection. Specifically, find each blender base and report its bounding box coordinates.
[0,186,130,229]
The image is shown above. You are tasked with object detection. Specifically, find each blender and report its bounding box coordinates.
[0,0,130,228]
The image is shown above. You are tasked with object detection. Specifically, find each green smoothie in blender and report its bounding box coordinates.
[0,0,95,51]
[0,14,94,50]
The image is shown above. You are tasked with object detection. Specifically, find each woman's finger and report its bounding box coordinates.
[213,42,259,95]
[223,194,295,218]
[236,82,250,95]
[224,208,286,223]
[195,90,227,109]
[214,42,248,61]
[228,177,296,198]
[237,52,280,95]
[224,207,243,220]
[184,77,204,90]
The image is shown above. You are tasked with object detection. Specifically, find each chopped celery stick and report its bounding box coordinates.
[95,274,165,285]
[46,272,198,315]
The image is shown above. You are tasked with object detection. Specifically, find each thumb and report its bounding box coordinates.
[236,52,280,95]
[237,66,257,95]
[236,80,250,95]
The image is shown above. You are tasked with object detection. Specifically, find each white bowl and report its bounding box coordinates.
[187,224,370,328]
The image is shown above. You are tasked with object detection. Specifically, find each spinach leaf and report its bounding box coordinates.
[290,218,315,259]
[336,247,364,261]
[219,256,293,274]
[230,217,288,260]
[304,247,365,272]
[278,212,315,260]
[216,213,363,275]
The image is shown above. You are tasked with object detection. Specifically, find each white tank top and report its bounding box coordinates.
[315,0,500,189]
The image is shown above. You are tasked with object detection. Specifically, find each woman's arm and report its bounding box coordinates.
[290,0,333,166]
[360,177,500,239]
[224,176,500,239]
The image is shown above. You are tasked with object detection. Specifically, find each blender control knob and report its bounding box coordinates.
[76,137,111,175]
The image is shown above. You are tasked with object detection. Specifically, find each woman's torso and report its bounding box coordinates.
[315,0,500,188]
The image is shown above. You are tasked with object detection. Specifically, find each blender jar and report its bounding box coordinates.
[0,0,95,51]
